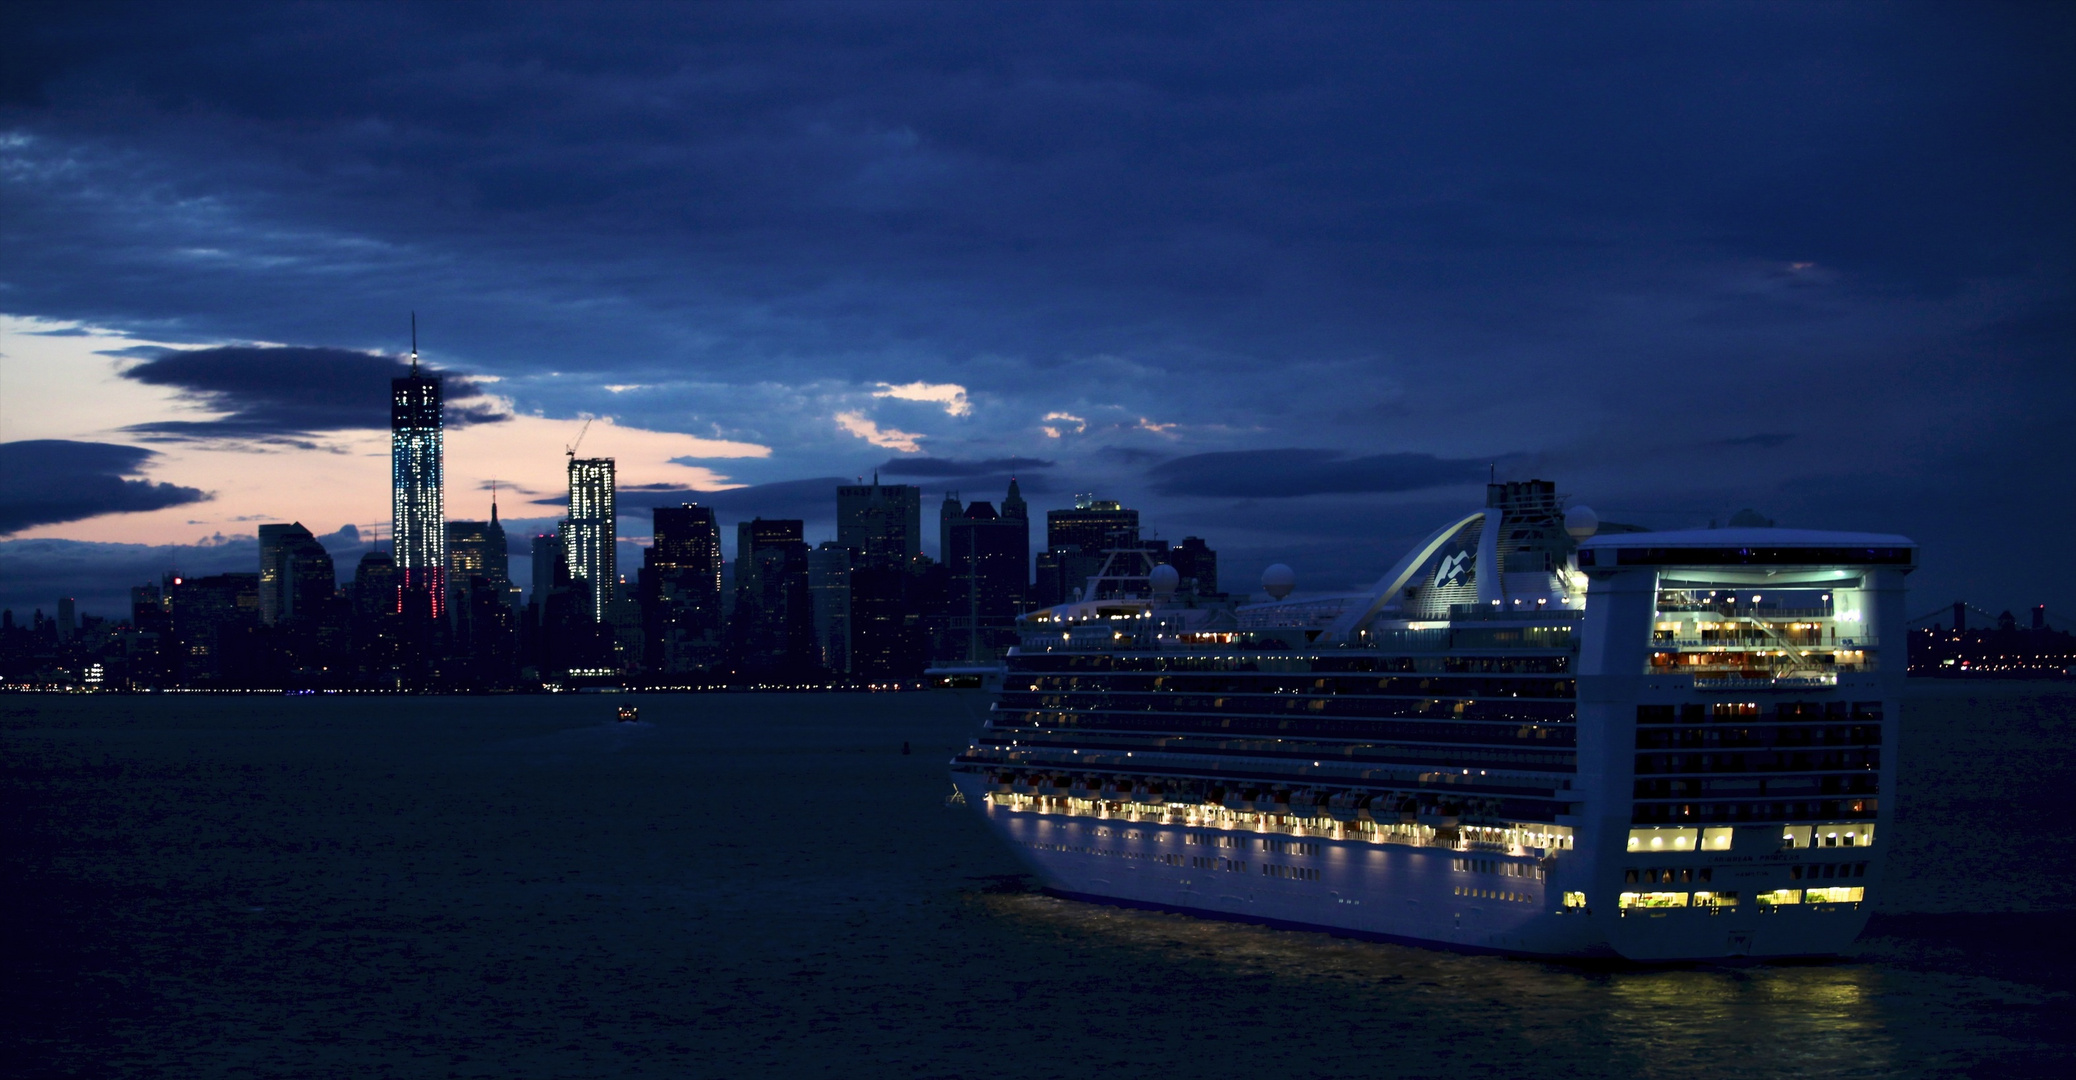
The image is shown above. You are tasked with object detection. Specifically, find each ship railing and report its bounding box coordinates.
[1691,673,1840,690]
[1443,606,1586,623]
[1655,604,1834,618]
[1653,636,1875,648]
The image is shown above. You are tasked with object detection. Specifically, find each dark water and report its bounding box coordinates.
[3,683,2070,1079]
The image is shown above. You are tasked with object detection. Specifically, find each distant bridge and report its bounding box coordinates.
[1907,601,2069,633]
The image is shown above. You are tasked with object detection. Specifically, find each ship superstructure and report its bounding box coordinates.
[949,481,1913,960]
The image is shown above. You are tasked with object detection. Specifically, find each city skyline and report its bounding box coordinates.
[3,3,2073,622]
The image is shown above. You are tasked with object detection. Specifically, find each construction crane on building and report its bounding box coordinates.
[565,417,592,460]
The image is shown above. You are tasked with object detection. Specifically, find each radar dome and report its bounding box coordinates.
[1261,563,1296,600]
[1564,505,1599,540]
[1149,564,1180,595]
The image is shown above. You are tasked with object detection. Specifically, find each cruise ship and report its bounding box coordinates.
[949,481,1913,960]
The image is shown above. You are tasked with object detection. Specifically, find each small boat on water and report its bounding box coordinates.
[616,703,639,723]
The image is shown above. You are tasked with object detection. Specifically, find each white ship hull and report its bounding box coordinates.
[954,775,1875,961]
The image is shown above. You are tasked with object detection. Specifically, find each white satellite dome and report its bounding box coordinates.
[1261,563,1296,600]
[1149,563,1180,595]
[1564,505,1599,540]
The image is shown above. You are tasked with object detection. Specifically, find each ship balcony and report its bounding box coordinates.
[1648,647,1871,683]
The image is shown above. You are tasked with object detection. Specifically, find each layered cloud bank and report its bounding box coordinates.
[0,440,208,533]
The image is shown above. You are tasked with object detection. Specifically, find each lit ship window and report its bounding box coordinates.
[1627,827,1698,852]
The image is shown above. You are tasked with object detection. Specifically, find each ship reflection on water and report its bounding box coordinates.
[974,888,1916,1076]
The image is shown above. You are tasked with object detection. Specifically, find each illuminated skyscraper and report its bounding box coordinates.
[391,317,445,615]
[565,456,617,623]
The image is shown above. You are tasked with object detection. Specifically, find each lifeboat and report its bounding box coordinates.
[1068,777,1101,801]
[1252,788,1291,815]
[1286,788,1322,818]
[1130,781,1166,805]
[987,771,1014,795]
[1098,778,1130,803]
[1010,772,1036,796]
[1325,790,1367,822]
[1038,775,1069,797]
[1220,787,1249,811]
[1416,802,1462,827]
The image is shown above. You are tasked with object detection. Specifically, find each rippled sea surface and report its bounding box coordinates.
[4,682,2071,1078]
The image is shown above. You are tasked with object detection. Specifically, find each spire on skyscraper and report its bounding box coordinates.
[1003,477,1027,521]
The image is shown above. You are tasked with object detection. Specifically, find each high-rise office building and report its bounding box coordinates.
[258,524,293,625]
[169,572,262,684]
[1034,493,1141,606]
[727,518,813,677]
[446,496,516,610]
[838,477,922,562]
[445,499,518,681]
[938,490,963,565]
[392,322,446,615]
[350,551,403,676]
[640,504,726,674]
[259,522,336,624]
[807,541,853,674]
[1001,476,1031,597]
[1046,494,1139,551]
[564,456,616,623]
[944,495,1030,661]
[529,533,565,607]
[1168,536,1219,595]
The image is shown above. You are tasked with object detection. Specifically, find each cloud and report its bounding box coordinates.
[0,536,253,616]
[0,440,209,534]
[1041,412,1087,439]
[941,473,1060,498]
[875,456,1054,477]
[613,478,853,522]
[873,381,971,417]
[834,411,924,453]
[117,345,508,440]
[1146,449,1491,499]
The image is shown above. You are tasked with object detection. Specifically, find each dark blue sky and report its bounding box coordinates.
[1,1,2072,619]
